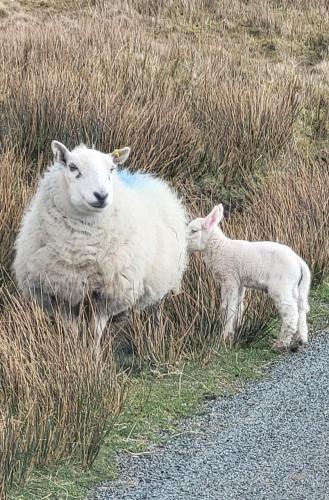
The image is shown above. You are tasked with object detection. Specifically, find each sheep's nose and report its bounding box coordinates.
[93,191,108,203]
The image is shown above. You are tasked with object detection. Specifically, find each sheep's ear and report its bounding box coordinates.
[51,141,70,165]
[203,205,223,230]
[110,147,131,165]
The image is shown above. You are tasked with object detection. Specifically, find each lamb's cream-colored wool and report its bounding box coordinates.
[13,141,187,349]
[187,204,311,352]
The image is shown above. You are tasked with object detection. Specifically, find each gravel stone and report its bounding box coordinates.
[91,332,329,500]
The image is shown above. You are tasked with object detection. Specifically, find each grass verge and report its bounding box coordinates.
[10,280,329,500]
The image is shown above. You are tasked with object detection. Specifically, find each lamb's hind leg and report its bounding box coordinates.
[295,309,308,348]
[220,283,239,347]
[271,288,299,353]
[293,281,310,351]
[289,303,308,353]
[235,286,246,330]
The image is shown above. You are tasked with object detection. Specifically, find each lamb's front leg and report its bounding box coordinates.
[220,283,240,347]
[235,286,246,330]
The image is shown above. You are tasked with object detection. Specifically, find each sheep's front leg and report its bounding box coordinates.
[220,284,239,346]
[60,310,80,336]
[90,313,109,356]
[53,298,80,336]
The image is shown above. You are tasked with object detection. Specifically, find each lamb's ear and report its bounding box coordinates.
[51,141,70,165]
[217,203,224,222]
[110,147,131,165]
[202,205,223,230]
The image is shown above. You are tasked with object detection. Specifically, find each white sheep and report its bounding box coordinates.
[187,204,311,352]
[13,141,187,350]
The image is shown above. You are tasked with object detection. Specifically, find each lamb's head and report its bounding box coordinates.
[187,204,224,251]
[51,141,130,214]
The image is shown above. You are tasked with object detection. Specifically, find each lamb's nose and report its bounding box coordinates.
[93,191,108,203]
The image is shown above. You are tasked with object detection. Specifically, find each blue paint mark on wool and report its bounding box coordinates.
[118,169,154,190]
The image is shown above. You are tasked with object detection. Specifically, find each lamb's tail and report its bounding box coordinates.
[297,258,311,313]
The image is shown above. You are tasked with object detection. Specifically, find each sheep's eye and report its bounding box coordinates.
[69,164,78,173]
[191,229,199,234]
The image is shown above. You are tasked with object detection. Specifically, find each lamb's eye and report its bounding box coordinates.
[191,229,199,234]
[69,164,78,173]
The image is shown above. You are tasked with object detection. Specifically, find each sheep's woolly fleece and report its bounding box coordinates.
[13,144,188,323]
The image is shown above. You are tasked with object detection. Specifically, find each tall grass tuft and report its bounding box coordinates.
[0,285,127,495]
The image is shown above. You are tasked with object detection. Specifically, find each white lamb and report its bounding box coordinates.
[187,204,311,352]
[13,141,187,349]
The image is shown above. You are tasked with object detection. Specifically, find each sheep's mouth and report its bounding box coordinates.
[88,201,108,209]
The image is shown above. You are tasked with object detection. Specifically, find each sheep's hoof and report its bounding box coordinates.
[112,311,130,323]
[272,340,290,353]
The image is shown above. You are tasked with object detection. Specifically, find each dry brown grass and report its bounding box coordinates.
[229,153,329,280]
[0,284,127,494]
[0,0,328,496]
[193,77,300,185]
[0,149,36,272]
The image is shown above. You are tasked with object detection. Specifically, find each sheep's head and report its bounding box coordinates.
[51,141,130,215]
[187,204,224,251]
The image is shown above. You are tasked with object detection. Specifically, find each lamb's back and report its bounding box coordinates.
[232,240,302,286]
[208,238,302,289]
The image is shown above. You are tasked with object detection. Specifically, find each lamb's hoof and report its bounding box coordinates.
[272,340,290,353]
[290,340,305,353]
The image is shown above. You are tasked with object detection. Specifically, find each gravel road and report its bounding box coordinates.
[91,332,329,500]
